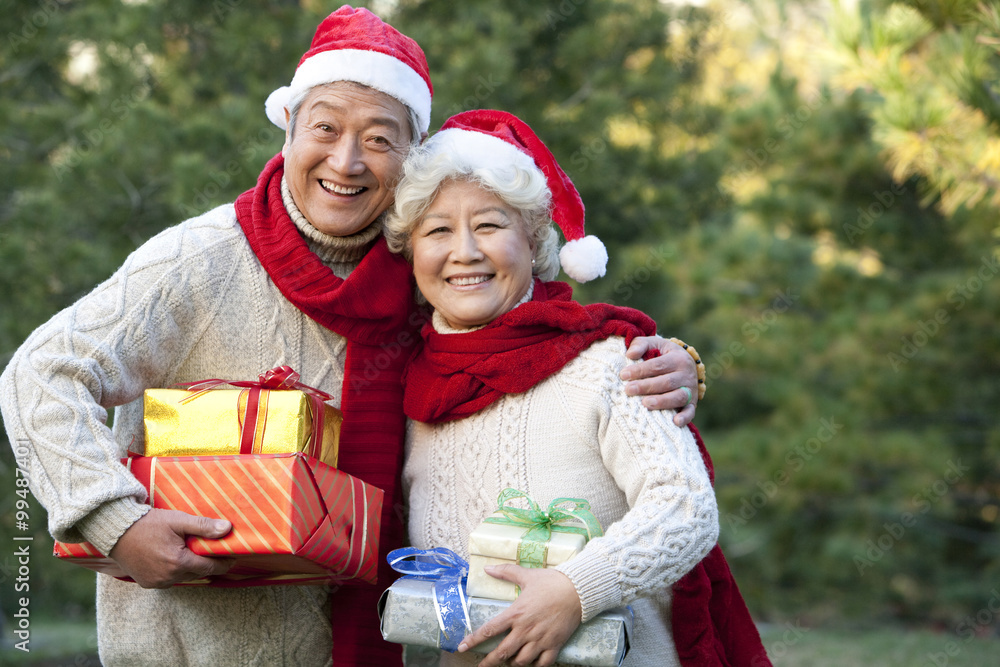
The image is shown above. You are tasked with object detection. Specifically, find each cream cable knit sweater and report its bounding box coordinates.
[0,183,381,666]
[403,325,719,667]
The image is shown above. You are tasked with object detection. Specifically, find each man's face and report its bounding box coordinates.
[283,83,412,237]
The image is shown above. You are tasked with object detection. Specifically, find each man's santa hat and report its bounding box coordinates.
[265,5,432,133]
[427,109,608,283]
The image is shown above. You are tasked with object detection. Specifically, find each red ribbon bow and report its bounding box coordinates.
[177,366,333,458]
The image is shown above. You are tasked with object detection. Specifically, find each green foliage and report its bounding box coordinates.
[1,0,997,639]
[830,0,1000,216]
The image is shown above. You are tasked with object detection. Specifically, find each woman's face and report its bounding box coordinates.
[410,179,535,329]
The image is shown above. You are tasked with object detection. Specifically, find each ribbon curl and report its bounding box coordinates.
[176,366,332,458]
[387,547,472,652]
[483,488,603,569]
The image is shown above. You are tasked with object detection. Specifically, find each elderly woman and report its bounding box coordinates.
[384,110,726,667]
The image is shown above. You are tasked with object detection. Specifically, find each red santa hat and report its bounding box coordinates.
[430,109,608,283]
[265,5,432,133]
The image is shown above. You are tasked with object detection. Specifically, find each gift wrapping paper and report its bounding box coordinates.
[143,388,342,467]
[378,577,631,667]
[54,452,382,586]
[466,489,603,601]
[467,521,587,600]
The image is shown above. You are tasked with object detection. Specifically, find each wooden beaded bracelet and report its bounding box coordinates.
[669,337,707,401]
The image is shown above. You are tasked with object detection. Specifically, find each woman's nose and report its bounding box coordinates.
[451,225,484,262]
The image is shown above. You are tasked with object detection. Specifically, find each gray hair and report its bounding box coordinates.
[384,144,561,281]
[287,82,423,147]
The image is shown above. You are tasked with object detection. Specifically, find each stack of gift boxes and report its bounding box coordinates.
[378,489,633,666]
[54,367,384,587]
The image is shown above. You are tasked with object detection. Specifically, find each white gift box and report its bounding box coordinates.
[378,576,632,667]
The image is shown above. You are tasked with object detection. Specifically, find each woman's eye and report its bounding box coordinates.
[368,135,397,150]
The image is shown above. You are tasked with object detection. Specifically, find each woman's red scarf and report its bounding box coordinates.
[403,279,655,422]
[235,153,418,666]
[403,278,771,666]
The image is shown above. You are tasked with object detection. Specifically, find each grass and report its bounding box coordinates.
[2,619,997,665]
[759,623,998,667]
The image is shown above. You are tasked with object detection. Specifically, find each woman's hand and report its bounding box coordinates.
[621,335,699,426]
[458,564,582,667]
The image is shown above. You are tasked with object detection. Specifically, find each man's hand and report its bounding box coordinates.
[108,508,235,588]
[458,565,582,667]
[621,335,699,426]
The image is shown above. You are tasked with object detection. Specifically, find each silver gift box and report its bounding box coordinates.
[378,577,632,667]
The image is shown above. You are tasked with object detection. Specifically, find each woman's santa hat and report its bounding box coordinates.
[429,109,608,283]
[265,5,432,133]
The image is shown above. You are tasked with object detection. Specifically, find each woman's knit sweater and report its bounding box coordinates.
[0,183,381,666]
[403,318,719,667]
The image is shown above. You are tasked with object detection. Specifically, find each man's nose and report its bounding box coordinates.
[326,138,365,176]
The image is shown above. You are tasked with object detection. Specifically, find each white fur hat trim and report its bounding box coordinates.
[425,128,540,174]
[560,236,608,283]
[265,49,432,133]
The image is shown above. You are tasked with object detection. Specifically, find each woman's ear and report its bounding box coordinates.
[281,108,292,156]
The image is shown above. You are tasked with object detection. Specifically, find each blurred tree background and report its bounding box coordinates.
[1,0,998,644]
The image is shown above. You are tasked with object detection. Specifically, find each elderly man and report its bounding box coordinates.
[0,6,699,666]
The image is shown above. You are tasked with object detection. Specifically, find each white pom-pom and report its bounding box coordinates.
[265,87,291,130]
[559,235,608,283]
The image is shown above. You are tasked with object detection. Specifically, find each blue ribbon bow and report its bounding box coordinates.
[387,547,472,652]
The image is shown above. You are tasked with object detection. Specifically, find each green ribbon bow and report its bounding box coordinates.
[483,488,604,570]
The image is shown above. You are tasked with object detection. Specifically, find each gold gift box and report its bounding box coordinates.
[467,519,587,601]
[143,388,341,467]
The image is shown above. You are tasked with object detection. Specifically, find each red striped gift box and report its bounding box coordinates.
[54,452,383,586]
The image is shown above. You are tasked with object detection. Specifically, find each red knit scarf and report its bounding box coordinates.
[235,153,417,666]
[403,279,656,422]
[403,278,771,666]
